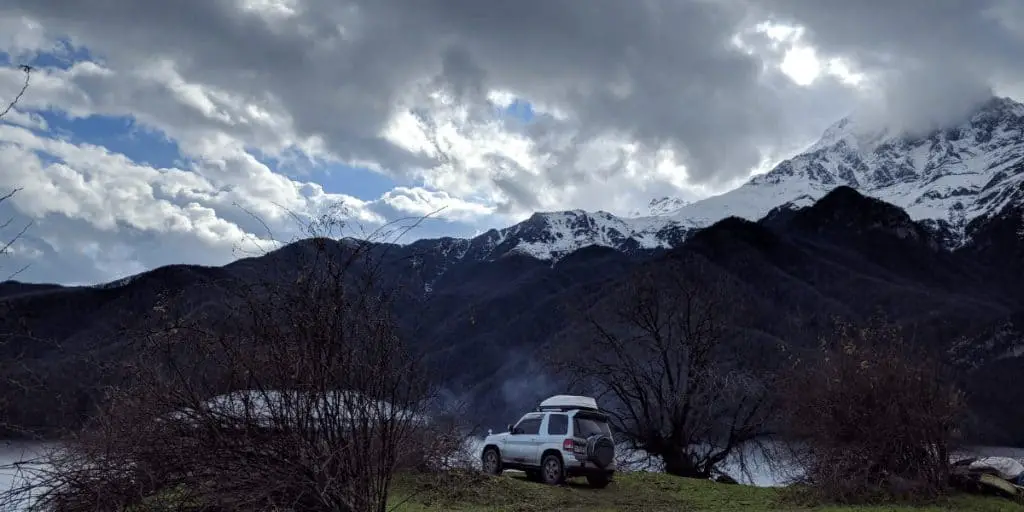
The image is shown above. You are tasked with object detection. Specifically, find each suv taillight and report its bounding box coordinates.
[565,438,587,454]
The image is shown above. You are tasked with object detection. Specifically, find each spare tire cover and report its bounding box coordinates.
[589,435,615,468]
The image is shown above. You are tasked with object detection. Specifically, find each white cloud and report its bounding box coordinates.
[0,100,491,283]
[745,21,866,88]
[379,187,494,222]
[0,16,51,57]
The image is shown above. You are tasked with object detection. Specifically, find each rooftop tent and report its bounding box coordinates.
[538,395,599,412]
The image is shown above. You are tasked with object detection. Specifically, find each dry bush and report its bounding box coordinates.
[0,211,468,512]
[779,317,965,503]
[550,255,776,479]
[398,412,479,474]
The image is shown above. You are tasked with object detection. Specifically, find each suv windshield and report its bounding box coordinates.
[573,414,611,437]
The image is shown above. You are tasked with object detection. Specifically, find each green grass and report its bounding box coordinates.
[388,471,1024,512]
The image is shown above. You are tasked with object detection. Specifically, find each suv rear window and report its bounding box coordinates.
[573,414,611,437]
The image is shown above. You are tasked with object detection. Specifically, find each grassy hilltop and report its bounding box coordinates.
[390,472,1024,512]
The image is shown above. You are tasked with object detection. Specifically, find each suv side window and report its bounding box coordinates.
[514,417,542,435]
[546,413,568,435]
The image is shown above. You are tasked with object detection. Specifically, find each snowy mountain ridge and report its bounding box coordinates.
[479,95,1024,260]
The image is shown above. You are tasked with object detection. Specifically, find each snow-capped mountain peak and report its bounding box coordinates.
[734,95,1024,244]
[497,209,675,259]
[805,115,893,156]
[404,96,1024,264]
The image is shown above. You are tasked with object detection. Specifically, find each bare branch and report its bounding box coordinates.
[0,64,32,121]
[0,65,35,280]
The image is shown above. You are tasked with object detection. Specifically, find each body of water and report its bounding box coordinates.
[0,442,54,512]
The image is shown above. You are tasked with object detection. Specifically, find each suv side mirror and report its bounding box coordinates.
[508,424,514,434]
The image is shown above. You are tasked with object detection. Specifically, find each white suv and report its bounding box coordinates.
[480,395,616,488]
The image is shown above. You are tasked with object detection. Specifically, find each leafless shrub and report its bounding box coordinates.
[550,254,776,479]
[0,209,467,512]
[779,317,966,504]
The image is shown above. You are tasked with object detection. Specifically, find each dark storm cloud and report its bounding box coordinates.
[0,0,839,196]
[750,0,1023,66]
[3,0,1020,212]
[748,0,1024,135]
[379,0,786,183]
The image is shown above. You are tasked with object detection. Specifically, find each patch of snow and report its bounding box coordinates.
[628,197,691,218]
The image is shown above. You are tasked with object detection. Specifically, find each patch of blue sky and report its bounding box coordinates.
[39,111,185,169]
[4,44,185,169]
[497,98,536,123]
[0,39,94,70]
[401,216,481,241]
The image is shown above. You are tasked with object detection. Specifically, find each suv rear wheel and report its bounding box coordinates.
[481,447,502,476]
[541,454,565,485]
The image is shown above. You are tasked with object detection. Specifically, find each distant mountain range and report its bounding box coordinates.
[1,98,1023,445]
[342,96,1024,269]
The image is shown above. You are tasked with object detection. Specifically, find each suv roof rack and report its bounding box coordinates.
[537,395,600,412]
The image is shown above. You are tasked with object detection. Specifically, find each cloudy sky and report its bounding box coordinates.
[0,0,1022,285]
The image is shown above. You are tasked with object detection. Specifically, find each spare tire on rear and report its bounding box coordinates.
[588,435,615,468]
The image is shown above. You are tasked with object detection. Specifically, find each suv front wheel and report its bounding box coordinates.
[541,454,565,485]
[481,447,502,476]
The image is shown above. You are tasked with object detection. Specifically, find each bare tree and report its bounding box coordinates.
[0,209,465,512]
[779,317,966,503]
[0,64,36,449]
[0,65,34,281]
[550,254,774,479]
